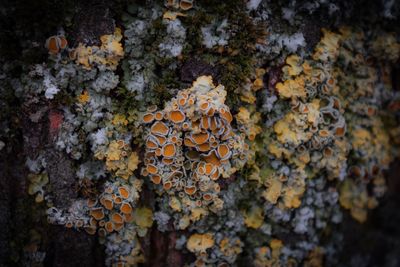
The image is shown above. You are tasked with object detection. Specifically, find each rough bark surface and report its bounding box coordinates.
[0,1,400,267]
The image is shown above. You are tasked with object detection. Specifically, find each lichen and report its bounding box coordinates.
[142,75,249,224]
[27,173,49,203]
[70,28,124,70]
[7,1,400,266]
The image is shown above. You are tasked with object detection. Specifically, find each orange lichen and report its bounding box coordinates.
[151,121,169,135]
[162,143,176,157]
[184,185,197,195]
[217,144,230,159]
[111,213,124,224]
[120,202,133,214]
[192,133,210,145]
[83,178,143,236]
[90,207,105,220]
[84,226,96,235]
[170,110,186,123]
[87,199,97,208]
[118,187,130,199]
[147,164,158,174]
[100,197,114,210]
[142,76,248,216]
[179,0,193,10]
[45,35,68,54]
[143,113,155,123]
[151,175,162,184]
[105,221,114,232]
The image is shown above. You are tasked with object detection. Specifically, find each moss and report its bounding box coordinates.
[220,54,254,92]
[181,10,212,55]
[151,68,178,104]
[54,90,75,107]
[114,86,141,111]
[151,17,167,33]
[141,18,168,55]
[201,0,246,17]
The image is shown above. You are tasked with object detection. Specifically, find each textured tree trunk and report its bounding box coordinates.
[1,1,400,267]
[0,1,111,266]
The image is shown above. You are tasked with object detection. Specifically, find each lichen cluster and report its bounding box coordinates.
[70,28,124,70]
[142,76,248,224]
[2,0,399,266]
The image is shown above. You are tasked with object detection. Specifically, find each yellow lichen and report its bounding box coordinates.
[251,68,266,91]
[100,27,124,65]
[95,140,138,180]
[163,11,187,20]
[262,178,282,204]
[27,173,49,203]
[219,237,243,257]
[283,186,303,209]
[283,55,303,76]
[178,215,191,230]
[123,235,145,265]
[304,247,324,267]
[70,27,124,70]
[267,142,292,159]
[236,107,262,141]
[169,196,182,212]
[274,112,312,146]
[240,89,257,104]
[127,152,140,172]
[133,207,154,228]
[270,239,283,252]
[187,233,215,254]
[312,28,341,62]
[190,207,208,222]
[78,90,90,104]
[243,205,264,229]
[254,239,284,267]
[370,32,400,62]
[275,76,306,99]
[351,128,371,150]
[339,179,372,223]
[112,114,129,126]
[306,99,321,125]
